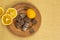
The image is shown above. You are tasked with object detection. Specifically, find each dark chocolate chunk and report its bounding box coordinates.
[15,17,21,23]
[18,18,22,22]
[29,28,35,33]
[19,19,24,26]
[22,26,28,31]
[15,15,20,21]
[21,22,30,31]
[15,23,21,28]
[20,13,26,19]
[31,19,37,25]
[24,22,30,28]
[24,17,31,23]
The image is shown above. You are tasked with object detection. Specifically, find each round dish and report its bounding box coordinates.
[8,3,41,37]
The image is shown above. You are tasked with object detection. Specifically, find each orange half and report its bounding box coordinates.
[27,9,36,19]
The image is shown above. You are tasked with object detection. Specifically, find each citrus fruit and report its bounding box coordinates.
[0,7,4,18]
[6,8,17,19]
[27,9,36,19]
[2,14,12,25]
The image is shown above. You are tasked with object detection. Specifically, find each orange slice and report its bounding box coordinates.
[6,8,17,19]
[2,14,12,25]
[0,7,4,18]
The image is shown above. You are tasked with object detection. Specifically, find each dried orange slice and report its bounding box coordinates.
[27,9,36,19]
[0,7,4,18]
[2,14,12,25]
[6,8,17,19]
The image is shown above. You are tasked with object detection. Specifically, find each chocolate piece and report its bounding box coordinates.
[22,26,28,31]
[19,19,24,26]
[15,23,21,28]
[31,19,37,25]
[29,28,35,33]
[24,17,31,23]
[17,18,21,22]
[24,22,30,28]
[20,13,26,19]
[15,15,20,21]
[28,22,33,29]
[15,15,25,28]
[21,22,30,31]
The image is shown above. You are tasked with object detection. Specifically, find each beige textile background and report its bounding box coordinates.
[0,0,60,40]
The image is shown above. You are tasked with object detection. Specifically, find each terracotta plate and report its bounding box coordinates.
[7,3,41,37]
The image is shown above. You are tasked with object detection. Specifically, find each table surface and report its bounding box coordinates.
[0,0,60,40]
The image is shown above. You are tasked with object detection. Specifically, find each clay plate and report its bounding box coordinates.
[7,3,41,37]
